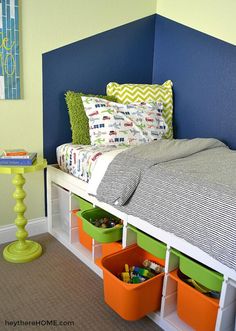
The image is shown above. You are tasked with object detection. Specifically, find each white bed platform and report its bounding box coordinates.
[47,164,236,331]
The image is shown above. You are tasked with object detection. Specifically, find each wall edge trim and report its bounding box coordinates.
[156,13,236,47]
[0,217,48,244]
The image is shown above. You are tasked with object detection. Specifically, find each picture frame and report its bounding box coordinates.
[0,0,20,100]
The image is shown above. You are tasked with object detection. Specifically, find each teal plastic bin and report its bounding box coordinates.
[130,226,166,260]
[80,207,123,243]
[172,249,223,292]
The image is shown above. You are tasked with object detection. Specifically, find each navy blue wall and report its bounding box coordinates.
[43,14,236,165]
[43,15,156,164]
[153,15,236,149]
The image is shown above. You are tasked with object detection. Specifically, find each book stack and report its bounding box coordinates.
[0,149,37,166]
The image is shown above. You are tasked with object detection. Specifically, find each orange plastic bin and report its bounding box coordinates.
[102,241,122,257]
[101,245,165,321]
[77,216,92,251]
[170,269,219,331]
[72,210,92,251]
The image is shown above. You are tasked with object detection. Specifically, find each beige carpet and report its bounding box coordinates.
[0,234,163,331]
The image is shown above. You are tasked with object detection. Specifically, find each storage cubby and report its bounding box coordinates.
[48,180,126,277]
[170,268,219,331]
[80,207,123,243]
[173,249,224,292]
[71,207,119,270]
[129,225,166,260]
[161,248,236,331]
[51,183,70,240]
[160,277,194,331]
[48,183,101,276]
[72,209,92,251]
[101,244,165,321]
[70,194,100,268]
[101,241,122,258]
[72,194,94,211]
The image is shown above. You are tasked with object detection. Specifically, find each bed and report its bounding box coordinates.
[47,139,236,330]
[46,90,236,331]
[45,93,236,331]
[55,138,236,272]
[43,16,236,330]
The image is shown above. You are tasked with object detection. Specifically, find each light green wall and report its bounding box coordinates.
[156,0,236,45]
[0,0,156,227]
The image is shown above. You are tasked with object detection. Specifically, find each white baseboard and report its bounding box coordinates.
[0,217,48,244]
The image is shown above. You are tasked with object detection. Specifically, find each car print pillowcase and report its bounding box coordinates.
[81,96,167,146]
[106,80,173,139]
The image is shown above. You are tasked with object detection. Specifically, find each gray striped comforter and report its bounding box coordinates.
[96,139,236,271]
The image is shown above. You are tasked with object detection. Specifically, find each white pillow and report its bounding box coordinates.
[81,96,167,146]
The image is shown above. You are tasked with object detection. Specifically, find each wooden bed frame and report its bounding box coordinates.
[47,164,236,331]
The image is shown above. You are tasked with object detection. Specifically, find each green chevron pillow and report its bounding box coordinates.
[106,80,173,139]
[65,91,116,144]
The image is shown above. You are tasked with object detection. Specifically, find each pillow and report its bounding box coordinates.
[106,80,173,139]
[81,96,167,146]
[65,91,117,145]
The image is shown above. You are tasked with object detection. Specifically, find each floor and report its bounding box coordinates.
[0,233,163,331]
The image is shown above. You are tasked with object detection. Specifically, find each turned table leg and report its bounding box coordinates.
[3,173,42,263]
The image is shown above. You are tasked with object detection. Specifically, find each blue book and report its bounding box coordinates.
[0,153,37,165]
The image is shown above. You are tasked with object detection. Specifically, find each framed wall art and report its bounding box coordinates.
[0,0,20,99]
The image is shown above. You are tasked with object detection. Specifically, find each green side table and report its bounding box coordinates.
[0,157,47,263]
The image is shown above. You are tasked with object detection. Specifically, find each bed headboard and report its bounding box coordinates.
[43,14,236,164]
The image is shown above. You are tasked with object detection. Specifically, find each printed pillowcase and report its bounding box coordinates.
[81,96,168,146]
[106,80,173,139]
[65,91,117,145]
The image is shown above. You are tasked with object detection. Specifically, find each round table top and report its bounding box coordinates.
[0,158,47,174]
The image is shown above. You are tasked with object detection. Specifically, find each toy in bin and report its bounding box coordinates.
[89,216,123,229]
[81,208,123,243]
[119,260,165,284]
[177,269,221,299]
[143,259,165,273]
